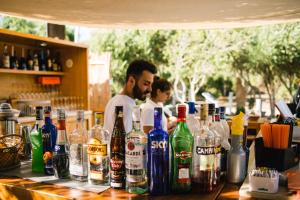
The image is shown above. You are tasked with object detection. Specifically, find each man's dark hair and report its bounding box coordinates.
[151,76,172,98]
[126,60,157,81]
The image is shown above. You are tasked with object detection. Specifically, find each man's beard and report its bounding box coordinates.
[133,84,149,101]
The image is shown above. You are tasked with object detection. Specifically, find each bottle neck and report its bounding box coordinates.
[154,114,162,130]
[76,119,85,129]
[57,119,66,131]
[133,120,141,131]
[36,119,44,127]
[45,116,52,124]
[231,135,243,149]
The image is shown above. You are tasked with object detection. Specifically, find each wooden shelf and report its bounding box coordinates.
[0,68,64,76]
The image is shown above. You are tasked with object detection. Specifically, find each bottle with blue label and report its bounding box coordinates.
[42,106,57,175]
[147,107,169,195]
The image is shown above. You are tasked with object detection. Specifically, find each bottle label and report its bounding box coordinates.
[151,141,167,149]
[175,151,192,160]
[110,157,124,170]
[177,164,190,183]
[125,137,145,170]
[196,146,214,170]
[87,140,108,181]
[214,145,221,170]
[87,144,107,156]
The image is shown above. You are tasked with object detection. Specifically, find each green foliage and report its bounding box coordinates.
[1,16,46,36]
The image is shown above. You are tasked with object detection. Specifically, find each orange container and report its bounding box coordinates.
[38,76,61,85]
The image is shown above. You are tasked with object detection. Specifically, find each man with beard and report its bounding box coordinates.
[103,60,157,135]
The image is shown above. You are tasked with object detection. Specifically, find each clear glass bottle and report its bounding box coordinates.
[207,103,221,187]
[69,110,88,181]
[125,106,148,194]
[192,103,215,193]
[88,112,109,185]
[110,106,126,189]
[53,109,70,179]
[148,107,169,195]
[30,106,44,173]
[170,104,193,193]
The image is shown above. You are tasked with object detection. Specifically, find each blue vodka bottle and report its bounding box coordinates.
[42,106,57,175]
[147,107,169,195]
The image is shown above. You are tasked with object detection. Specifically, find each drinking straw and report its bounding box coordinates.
[261,123,272,148]
[272,124,281,149]
[280,125,290,149]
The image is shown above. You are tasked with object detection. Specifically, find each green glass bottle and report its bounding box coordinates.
[30,106,45,173]
[171,104,194,193]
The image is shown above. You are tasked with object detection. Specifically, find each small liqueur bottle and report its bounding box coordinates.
[27,49,34,70]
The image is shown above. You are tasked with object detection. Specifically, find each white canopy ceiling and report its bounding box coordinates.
[0,0,300,29]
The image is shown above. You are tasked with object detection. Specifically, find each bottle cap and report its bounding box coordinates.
[115,106,123,114]
[77,110,84,121]
[187,102,196,114]
[231,112,245,135]
[132,106,141,122]
[58,109,66,120]
[177,104,187,118]
[36,106,43,120]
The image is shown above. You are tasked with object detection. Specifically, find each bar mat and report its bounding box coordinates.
[0,160,110,194]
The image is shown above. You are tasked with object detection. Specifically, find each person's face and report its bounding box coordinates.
[157,89,172,103]
[132,71,154,101]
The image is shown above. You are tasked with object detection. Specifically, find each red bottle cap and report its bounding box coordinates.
[177,104,186,119]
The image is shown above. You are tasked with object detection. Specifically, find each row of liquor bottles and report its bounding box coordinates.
[1,44,63,71]
[28,103,247,195]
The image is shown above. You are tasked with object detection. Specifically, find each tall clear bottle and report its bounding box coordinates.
[69,110,88,181]
[207,103,221,186]
[125,106,148,194]
[170,104,193,193]
[110,106,126,189]
[42,106,57,175]
[53,109,70,179]
[148,107,169,195]
[30,106,44,173]
[192,103,215,193]
[186,102,200,137]
[88,112,109,185]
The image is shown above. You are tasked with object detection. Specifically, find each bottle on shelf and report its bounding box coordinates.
[2,44,10,68]
[148,107,169,195]
[30,106,44,173]
[227,112,247,184]
[69,110,88,181]
[39,49,47,71]
[33,51,39,71]
[53,109,70,179]
[219,106,230,177]
[46,49,53,71]
[192,103,215,193]
[125,106,148,194]
[170,104,193,193]
[110,106,126,189]
[88,112,109,185]
[10,45,19,69]
[41,106,57,175]
[27,49,34,70]
[19,48,27,70]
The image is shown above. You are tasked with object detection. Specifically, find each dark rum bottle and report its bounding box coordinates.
[110,106,126,189]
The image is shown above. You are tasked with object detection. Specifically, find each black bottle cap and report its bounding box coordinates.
[115,106,123,114]
[36,106,43,120]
